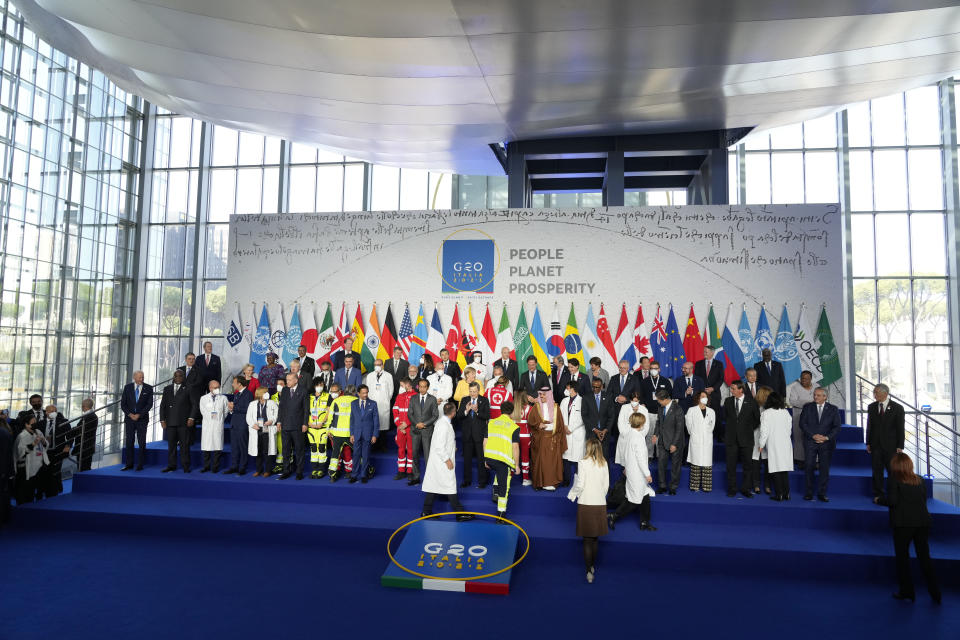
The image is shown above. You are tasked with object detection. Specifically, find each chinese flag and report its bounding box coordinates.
[683,305,704,365]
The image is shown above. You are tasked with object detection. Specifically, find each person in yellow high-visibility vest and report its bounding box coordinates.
[271,377,286,474]
[484,401,522,521]
[323,383,357,482]
[307,376,331,479]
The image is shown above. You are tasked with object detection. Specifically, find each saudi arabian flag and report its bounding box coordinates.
[815,306,842,386]
[514,304,533,366]
[704,304,722,351]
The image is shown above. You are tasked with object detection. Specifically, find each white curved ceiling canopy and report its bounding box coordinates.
[17,0,960,175]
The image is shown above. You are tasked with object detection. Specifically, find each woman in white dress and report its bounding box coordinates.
[757,392,794,500]
[607,413,656,532]
[752,386,773,495]
[786,370,815,468]
[421,402,474,521]
[560,381,585,487]
[685,391,715,492]
[616,393,649,468]
[246,387,278,477]
[569,437,609,583]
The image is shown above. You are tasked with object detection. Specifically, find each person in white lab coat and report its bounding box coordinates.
[608,413,656,531]
[198,380,229,473]
[616,393,650,467]
[568,437,609,583]
[752,386,773,495]
[757,391,794,501]
[14,414,48,504]
[686,391,716,492]
[468,351,488,382]
[421,402,474,521]
[365,359,394,451]
[786,370,816,469]
[560,381,585,487]
[246,387,278,477]
[427,368,453,406]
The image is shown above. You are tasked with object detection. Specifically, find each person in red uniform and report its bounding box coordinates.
[486,376,513,419]
[511,390,534,486]
[391,376,418,480]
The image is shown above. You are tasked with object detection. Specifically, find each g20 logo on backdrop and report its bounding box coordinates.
[438,229,499,294]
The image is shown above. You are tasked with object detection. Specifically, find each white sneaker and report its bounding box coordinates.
[522,479,532,486]
[544,485,556,491]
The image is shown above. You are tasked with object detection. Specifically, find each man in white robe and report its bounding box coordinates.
[198,380,228,473]
[365,359,394,451]
[421,402,474,521]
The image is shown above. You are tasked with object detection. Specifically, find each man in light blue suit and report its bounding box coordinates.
[349,384,379,484]
[334,353,362,390]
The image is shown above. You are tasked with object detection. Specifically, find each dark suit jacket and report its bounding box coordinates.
[672,374,706,411]
[458,395,490,434]
[754,360,786,397]
[743,381,758,402]
[582,390,615,436]
[518,369,549,398]
[177,365,204,411]
[41,412,73,465]
[559,370,592,399]
[866,400,905,452]
[656,401,685,450]
[349,398,380,440]
[877,479,931,528]
[333,367,362,390]
[196,353,222,387]
[298,356,316,380]
[694,358,724,408]
[407,393,439,430]
[331,350,362,372]
[798,402,842,442]
[121,382,154,426]
[232,387,254,429]
[278,384,309,431]
[0,427,12,479]
[723,395,760,448]
[384,358,410,388]
[639,375,673,414]
[550,366,567,403]
[159,383,196,428]
[607,372,640,402]
[493,358,519,389]
[436,359,461,381]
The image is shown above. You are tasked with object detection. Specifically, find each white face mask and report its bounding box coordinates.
[630,400,640,408]
[699,397,708,405]
[374,365,383,373]
[330,392,339,399]
[315,386,324,394]
[651,370,660,377]
[46,411,56,419]
[211,388,220,396]
[563,389,571,397]
[473,357,481,363]
[419,357,425,364]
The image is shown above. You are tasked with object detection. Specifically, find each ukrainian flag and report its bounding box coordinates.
[529,305,552,374]
[564,303,586,373]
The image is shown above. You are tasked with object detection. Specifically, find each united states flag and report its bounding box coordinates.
[398,305,414,357]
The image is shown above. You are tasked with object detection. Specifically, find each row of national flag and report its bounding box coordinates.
[227,301,842,388]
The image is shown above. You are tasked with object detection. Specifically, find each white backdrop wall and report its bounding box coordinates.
[225,205,844,393]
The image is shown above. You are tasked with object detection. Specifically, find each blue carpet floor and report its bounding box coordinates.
[2,423,957,639]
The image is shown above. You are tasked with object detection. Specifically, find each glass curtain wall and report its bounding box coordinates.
[0,2,141,429]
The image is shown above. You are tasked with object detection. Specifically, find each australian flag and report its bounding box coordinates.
[650,306,668,370]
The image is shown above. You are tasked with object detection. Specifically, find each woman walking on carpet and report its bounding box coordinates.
[568,437,609,583]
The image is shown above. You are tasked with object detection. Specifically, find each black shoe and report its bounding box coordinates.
[330,473,339,483]
[803,494,814,501]
[200,467,210,473]
[222,468,237,475]
[456,514,475,522]
[162,467,176,473]
[740,491,752,498]
[892,592,915,602]
[607,513,616,530]
[669,489,677,495]
[183,469,191,474]
[407,477,420,486]
[349,477,359,483]
[121,465,133,471]
[770,495,783,501]
[460,481,471,488]
[361,477,369,484]
[237,470,246,476]
[932,594,942,605]
[640,522,657,531]
[296,474,304,480]
[278,473,291,480]
[135,466,144,471]
[212,467,220,473]
[817,495,829,503]
[477,483,488,489]
[727,491,737,497]
[397,473,410,481]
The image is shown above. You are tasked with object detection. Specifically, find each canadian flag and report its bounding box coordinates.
[632,305,651,369]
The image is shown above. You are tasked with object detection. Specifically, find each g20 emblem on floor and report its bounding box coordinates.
[382,513,528,594]
[438,230,499,294]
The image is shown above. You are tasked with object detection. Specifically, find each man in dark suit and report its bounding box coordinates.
[866,383,905,499]
[223,375,254,475]
[121,371,153,471]
[277,372,309,480]
[196,341,222,389]
[608,360,640,408]
[557,358,591,400]
[316,360,334,391]
[39,404,72,497]
[436,349,461,381]
[639,361,672,414]
[74,398,99,472]
[384,346,409,401]
[407,378,439,486]
[799,387,842,501]
[178,352,204,425]
[743,368,759,401]
[582,378,615,458]
[694,347,725,436]
[294,344,316,381]
[330,337,362,371]
[672,361,706,412]
[349,385,379,484]
[518,355,549,397]
[655,392,685,494]
[16,394,45,439]
[458,382,490,488]
[723,380,760,497]
[333,353,362,390]
[159,370,196,473]
[754,348,786,397]
[494,347,519,389]
[550,356,567,403]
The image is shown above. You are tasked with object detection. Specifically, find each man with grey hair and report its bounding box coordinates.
[798,387,842,501]
[121,371,153,471]
[866,383,905,500]
[75,398,99,471]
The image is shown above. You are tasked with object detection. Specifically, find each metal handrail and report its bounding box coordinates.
[854,373,959,437]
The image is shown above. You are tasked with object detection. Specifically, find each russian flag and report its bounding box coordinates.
[720,305,746,385]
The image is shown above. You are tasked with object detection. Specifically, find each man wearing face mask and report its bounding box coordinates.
[16,394,45,439]
[364,359,394,452]
[316,360,334,391]
[324,383,357,481]
[436,349,461,381]
[198,380,228,473]
[639,360,672,436]
[39,404,71,497]
[392,377,418,480]
[223,375,253,475]
[307,377,331,478]
[427,362,454,406]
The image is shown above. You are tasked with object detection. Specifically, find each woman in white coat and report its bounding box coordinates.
[568,437,609,583]
[752,386,772,495]
[685,391,715,492]
[421,402,474,521]
[786,370,815,468]
[608,413,656,532]
[616,393,650,467]
[14,414,48,504]
[757,391,794,500]
[246,387,278,477]
[560,381,585,487]
[198,381,228,473]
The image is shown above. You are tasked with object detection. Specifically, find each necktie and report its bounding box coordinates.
[361,400,365,411]
[767,362,771,374]
[530,372,535,387]
[736,398,741,415]
[595,394,600,410]
[186,366,190,377]
[421,396,425,410]
[751,383,755,395]
[687,377,691,387]
[206,354,210,365]
[879,403,884,417]
[567,401,573,421]
[818,404,823,420]
[621,375,626,390]
[705,360,710,375]
[135,385,140,402]
[174,384,180,395]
